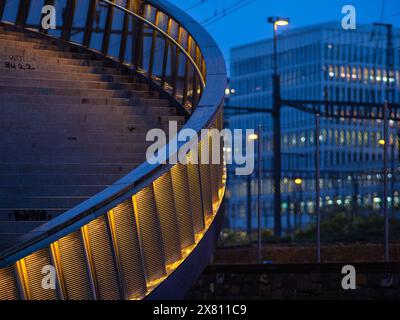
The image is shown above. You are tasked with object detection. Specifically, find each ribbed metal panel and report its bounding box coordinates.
[153,172,183,264]
[170,164,195,248]
[208,130,219,205]
[134,186,166,283]
[210,162,219,204]
[56,231,94,300]
[217,112,224,192]
[23,248,58,300]
[111,200,147,299]
[0,265,20,300]
[199,141,213,218]
[86,215,121,300]
[187,162,205,234]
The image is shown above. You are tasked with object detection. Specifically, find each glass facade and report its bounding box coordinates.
[226,22,400,231]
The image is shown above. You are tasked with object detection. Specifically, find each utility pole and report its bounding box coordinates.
[257,125,262,264]
[374,22,393,262]
[246,174,252,237]
[273,74,282,238]
[268,16,289,238]
[384,101,389,262]
[315,112,321,263]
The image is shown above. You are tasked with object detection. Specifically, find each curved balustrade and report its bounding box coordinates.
[0,0,226,300]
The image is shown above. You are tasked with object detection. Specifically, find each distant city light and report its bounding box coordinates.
[294,178,303,185]
[378,139,386,146]
[329,71,335,77]
[248,134,258,141]
[275,20,289,26]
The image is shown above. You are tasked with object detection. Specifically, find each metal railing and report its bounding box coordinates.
[0,0,226,300]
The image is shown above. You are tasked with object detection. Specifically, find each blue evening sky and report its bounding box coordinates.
[169,0,400,64]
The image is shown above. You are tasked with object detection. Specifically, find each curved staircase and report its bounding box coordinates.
[0,0,226,300]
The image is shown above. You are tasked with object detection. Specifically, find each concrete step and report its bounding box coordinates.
[0,93,131,105]
[0,153,147,164]
[0,54,113,70]
[0,105,154,119]
[0,103,176,117]
[0,35,96,54]
[0,208,66,221]
[0,142,152,156]
[0,93,170,107]
[0,68,141,84]
[0,197,90,209]
[0,45,110,63]
[0,122,158,138]
[0,77,150,91]
[0,173,129,186]
[0,162,135,175]
[0,85,160,99]
[1,59,132,75]
[0,185,108,197]
[0,128,150,141]
[0,221,46,234]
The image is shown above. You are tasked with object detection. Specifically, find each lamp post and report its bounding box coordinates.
[249,130,262,263]
[267,16,289,238]
[294,178,303,231]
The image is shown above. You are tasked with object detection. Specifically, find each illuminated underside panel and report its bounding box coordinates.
[20,248,58,300]
[0,266,20,300]
[84,216,121,300]
[170,164,196,249]
[134,186,167,284]
[109,201,147,300]
[56,231,95,300]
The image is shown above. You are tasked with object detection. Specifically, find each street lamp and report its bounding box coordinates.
[267,16,289,238]
[248,127,263,264]
[267,16,290,76]
[294,178,303,185]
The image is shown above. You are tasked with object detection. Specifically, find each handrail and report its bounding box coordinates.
[100,0,206,88]
[0,0,227,300]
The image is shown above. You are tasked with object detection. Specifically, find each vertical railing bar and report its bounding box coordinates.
[101,0,115,55]
[172,25,182,98]
[16,0,31,27]
[118,1,130,62]
[0,0,6,21]
[133,1,145,70]
[160,17,172,89]
[80,227,98,300]
[106,210,126,299]
[148,9,160,81]
[61,0,76,41]
[83,0,97,47]
[182,35,191,110]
